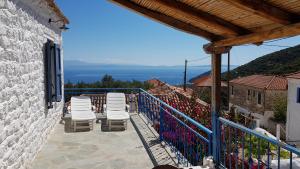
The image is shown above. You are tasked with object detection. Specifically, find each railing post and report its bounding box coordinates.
[138,90,141,114]
[159,103,164,141]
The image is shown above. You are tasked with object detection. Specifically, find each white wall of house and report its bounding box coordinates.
[0,0,64,168]
[286,78,300,142]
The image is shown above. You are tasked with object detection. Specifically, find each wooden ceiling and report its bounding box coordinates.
[109,0,300,48]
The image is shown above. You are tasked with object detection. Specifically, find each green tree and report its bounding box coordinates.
[273,97,287,123]
[101,74,114,88]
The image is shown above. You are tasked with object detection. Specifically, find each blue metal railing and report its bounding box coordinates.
[138,89,212,166]
[219,117,300,169]
[64,88,300,168]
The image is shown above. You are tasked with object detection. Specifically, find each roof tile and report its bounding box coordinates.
[230,75,287,90]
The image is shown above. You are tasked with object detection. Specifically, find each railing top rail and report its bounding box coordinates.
[65,88,140,91]
[139,88,212,135]
[219,117,300,155]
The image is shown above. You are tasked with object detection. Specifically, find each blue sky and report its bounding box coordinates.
[57,0,300,66]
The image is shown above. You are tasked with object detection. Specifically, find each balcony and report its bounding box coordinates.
[30,88,300,169]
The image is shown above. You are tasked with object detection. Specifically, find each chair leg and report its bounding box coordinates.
[90,120,93,130]
[125,120,128,130]
[74,121,76,132]
[108,120,111,131]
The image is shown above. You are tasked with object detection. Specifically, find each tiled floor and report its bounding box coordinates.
[29,115,154,169]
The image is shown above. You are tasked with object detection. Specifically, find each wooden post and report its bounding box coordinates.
[211,53,222,165]
[184,59,187,91]
[204,44,231,166]
[227,51,230,110]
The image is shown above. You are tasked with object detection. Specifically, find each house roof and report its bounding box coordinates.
[46,0,69,24]
[192,75,227,87]
[110,0,300,48]
[147,78,193,95]
[230,75,287,90]
[286,71,300,79]
[147,78,209,106]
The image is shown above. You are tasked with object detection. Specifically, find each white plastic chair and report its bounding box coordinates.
[104,93,130,130]
[69,96,96,131]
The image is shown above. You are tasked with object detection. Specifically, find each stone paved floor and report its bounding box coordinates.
[29,115,154,169]
[130,114,177,166]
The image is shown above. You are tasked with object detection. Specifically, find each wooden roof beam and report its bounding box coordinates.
[208,22,300,48]
[154,0,250,38]
[221,0,299,25]
[110,0,222,41]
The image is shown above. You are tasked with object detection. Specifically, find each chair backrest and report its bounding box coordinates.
[106,93,126,111]
[71,96,92,111]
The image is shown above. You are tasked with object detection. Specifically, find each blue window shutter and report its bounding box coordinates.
[54,44,62,102]
[45,40,53,108]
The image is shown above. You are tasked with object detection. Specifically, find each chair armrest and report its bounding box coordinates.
[92,105,96,111]
[126,104,130,112]
[103,104,107,112]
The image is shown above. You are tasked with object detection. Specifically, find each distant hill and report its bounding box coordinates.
[224,44,300,80]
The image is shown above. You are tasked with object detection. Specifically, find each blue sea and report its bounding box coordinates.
[64,61,233,85]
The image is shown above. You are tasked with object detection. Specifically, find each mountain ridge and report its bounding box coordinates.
[224,44,300,79]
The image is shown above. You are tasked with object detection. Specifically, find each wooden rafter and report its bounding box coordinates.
[110,0,222,41]
[153,0,250,37]
[221,0,299,25]
[209,22,300,48]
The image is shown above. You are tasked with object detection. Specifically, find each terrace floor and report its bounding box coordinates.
[29,113,178,169]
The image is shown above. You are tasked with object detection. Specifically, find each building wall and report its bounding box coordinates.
[286,78,300,142]
[229,84,287,128]
[229,84,265,114]
[0,0,64,168]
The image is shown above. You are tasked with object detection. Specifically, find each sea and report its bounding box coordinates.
[64,61,233,85]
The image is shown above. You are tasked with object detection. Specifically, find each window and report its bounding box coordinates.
[45,40,62,109]
[257,92,262,105]
[247,90,251,100]
[231,86,234,95]
[297,87,300,103]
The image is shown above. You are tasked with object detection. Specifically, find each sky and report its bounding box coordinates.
[56,0,300,66]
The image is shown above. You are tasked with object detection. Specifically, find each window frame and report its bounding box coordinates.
[257,92,262,105]
[247,89,251,101]
[45,40,62,109]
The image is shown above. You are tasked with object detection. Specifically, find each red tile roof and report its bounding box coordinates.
[287,71,300,79]
[192,75,227,87]
[147,78,193,96]
[230,75,287,90]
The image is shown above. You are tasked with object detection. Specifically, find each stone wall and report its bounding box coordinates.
[229,84,265,114]
[0,0,64,168]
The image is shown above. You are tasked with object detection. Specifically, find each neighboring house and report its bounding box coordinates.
[191,74,227,89]
[190,73,227,107]
[0,0,68,168]
[286,72,300,143]
[147,78,208,106]
[229,75,287,127]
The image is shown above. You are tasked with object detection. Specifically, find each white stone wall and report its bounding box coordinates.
[0,0,64,168]
[286,78,300,142]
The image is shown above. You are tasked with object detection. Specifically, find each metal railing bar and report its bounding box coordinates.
[219,117,300,155]
[140,89,212,135]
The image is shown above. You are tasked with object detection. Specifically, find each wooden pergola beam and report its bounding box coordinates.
[154,0,250,37]
[210,22,300,48]
[221,0,298,25]
[110,0,222,41]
